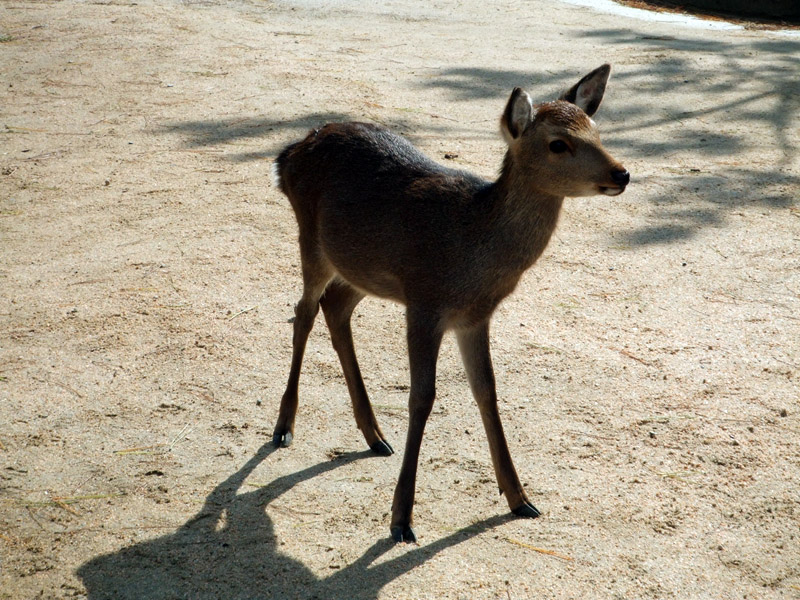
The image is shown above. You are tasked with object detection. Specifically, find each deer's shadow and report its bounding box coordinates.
[77,444,512,599]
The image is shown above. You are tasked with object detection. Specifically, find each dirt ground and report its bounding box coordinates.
[1,0,798,598]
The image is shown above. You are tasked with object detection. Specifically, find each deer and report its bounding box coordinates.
[271,64,629,543]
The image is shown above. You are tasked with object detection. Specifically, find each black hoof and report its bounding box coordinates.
[512,501,541,519]
[390,525,416,543]
[370,439,394,456]
[272,431,293,448]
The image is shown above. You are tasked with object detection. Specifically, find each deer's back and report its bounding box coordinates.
[276,122,485,209]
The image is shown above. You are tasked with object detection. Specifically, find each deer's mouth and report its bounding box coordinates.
[599,185,625,196]
[600,168,630,196]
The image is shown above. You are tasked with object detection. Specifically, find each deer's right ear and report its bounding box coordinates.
[501,87,534,144]
[560,64,611,117]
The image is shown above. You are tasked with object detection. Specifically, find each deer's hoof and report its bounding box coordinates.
[390,525,417,544]
[512,501,541,519]
[272,430,293,448]
[370,439,394,456]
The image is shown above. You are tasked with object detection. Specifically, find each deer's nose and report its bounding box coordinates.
[611,169,630,187]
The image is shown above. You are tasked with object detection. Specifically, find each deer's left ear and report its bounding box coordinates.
[500,87,534,144]
[560,64,611,117]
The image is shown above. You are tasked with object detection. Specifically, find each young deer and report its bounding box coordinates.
[272,64,629,542]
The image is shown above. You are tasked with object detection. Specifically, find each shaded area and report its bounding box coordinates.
[160,112,464,162]
[617,0,800,24]
[76,444,513,600]
[160,33,798,246]
[159,112,352,162]
[418,33,799,245]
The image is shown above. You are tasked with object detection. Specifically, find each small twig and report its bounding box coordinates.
[18,493,125,508]
[618,348,656,367]
[114,425,191,456]
[373,403,405,412]
[58,523,178,536]
[168,424,192,451]
[67,279,109,286]
[53,381,85,398]
[773,356,799,369]
[52,498,81,516]
[658,470,698,481]
[113,444,167,456]
[637,416,672,425]
[228,305,257,320]
[4,125,91,135]
[26,506,48,532]
[270,30,314,37]
[267,502,323,517]
[505,537,573,561]
[32,375,84,398]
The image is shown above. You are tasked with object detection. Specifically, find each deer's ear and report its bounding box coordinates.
[501,87,534,143]
[560,64,611,117]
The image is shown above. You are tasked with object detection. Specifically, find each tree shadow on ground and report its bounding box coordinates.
[161,31,798,246]
[418,32,799,245]
[159,112,351,162]
[76,443,513,600]
[159,111,463,162]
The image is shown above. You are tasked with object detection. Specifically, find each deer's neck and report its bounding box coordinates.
[489,156,565,270]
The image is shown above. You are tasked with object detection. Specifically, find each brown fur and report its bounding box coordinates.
[535,101,594,131]
[271,64,629,542]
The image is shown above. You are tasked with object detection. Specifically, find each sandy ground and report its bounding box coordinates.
[1,0,799,598]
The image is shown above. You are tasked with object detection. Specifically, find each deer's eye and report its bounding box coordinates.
[549,140,569,154]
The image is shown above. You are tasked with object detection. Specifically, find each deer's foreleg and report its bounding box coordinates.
[390,307,444,543]
[456,322,540,519]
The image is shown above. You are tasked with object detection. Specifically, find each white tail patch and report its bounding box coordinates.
[270,161,281,189]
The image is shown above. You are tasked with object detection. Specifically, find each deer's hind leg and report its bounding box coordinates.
[273,239,334,448]
[320,279,393,456]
